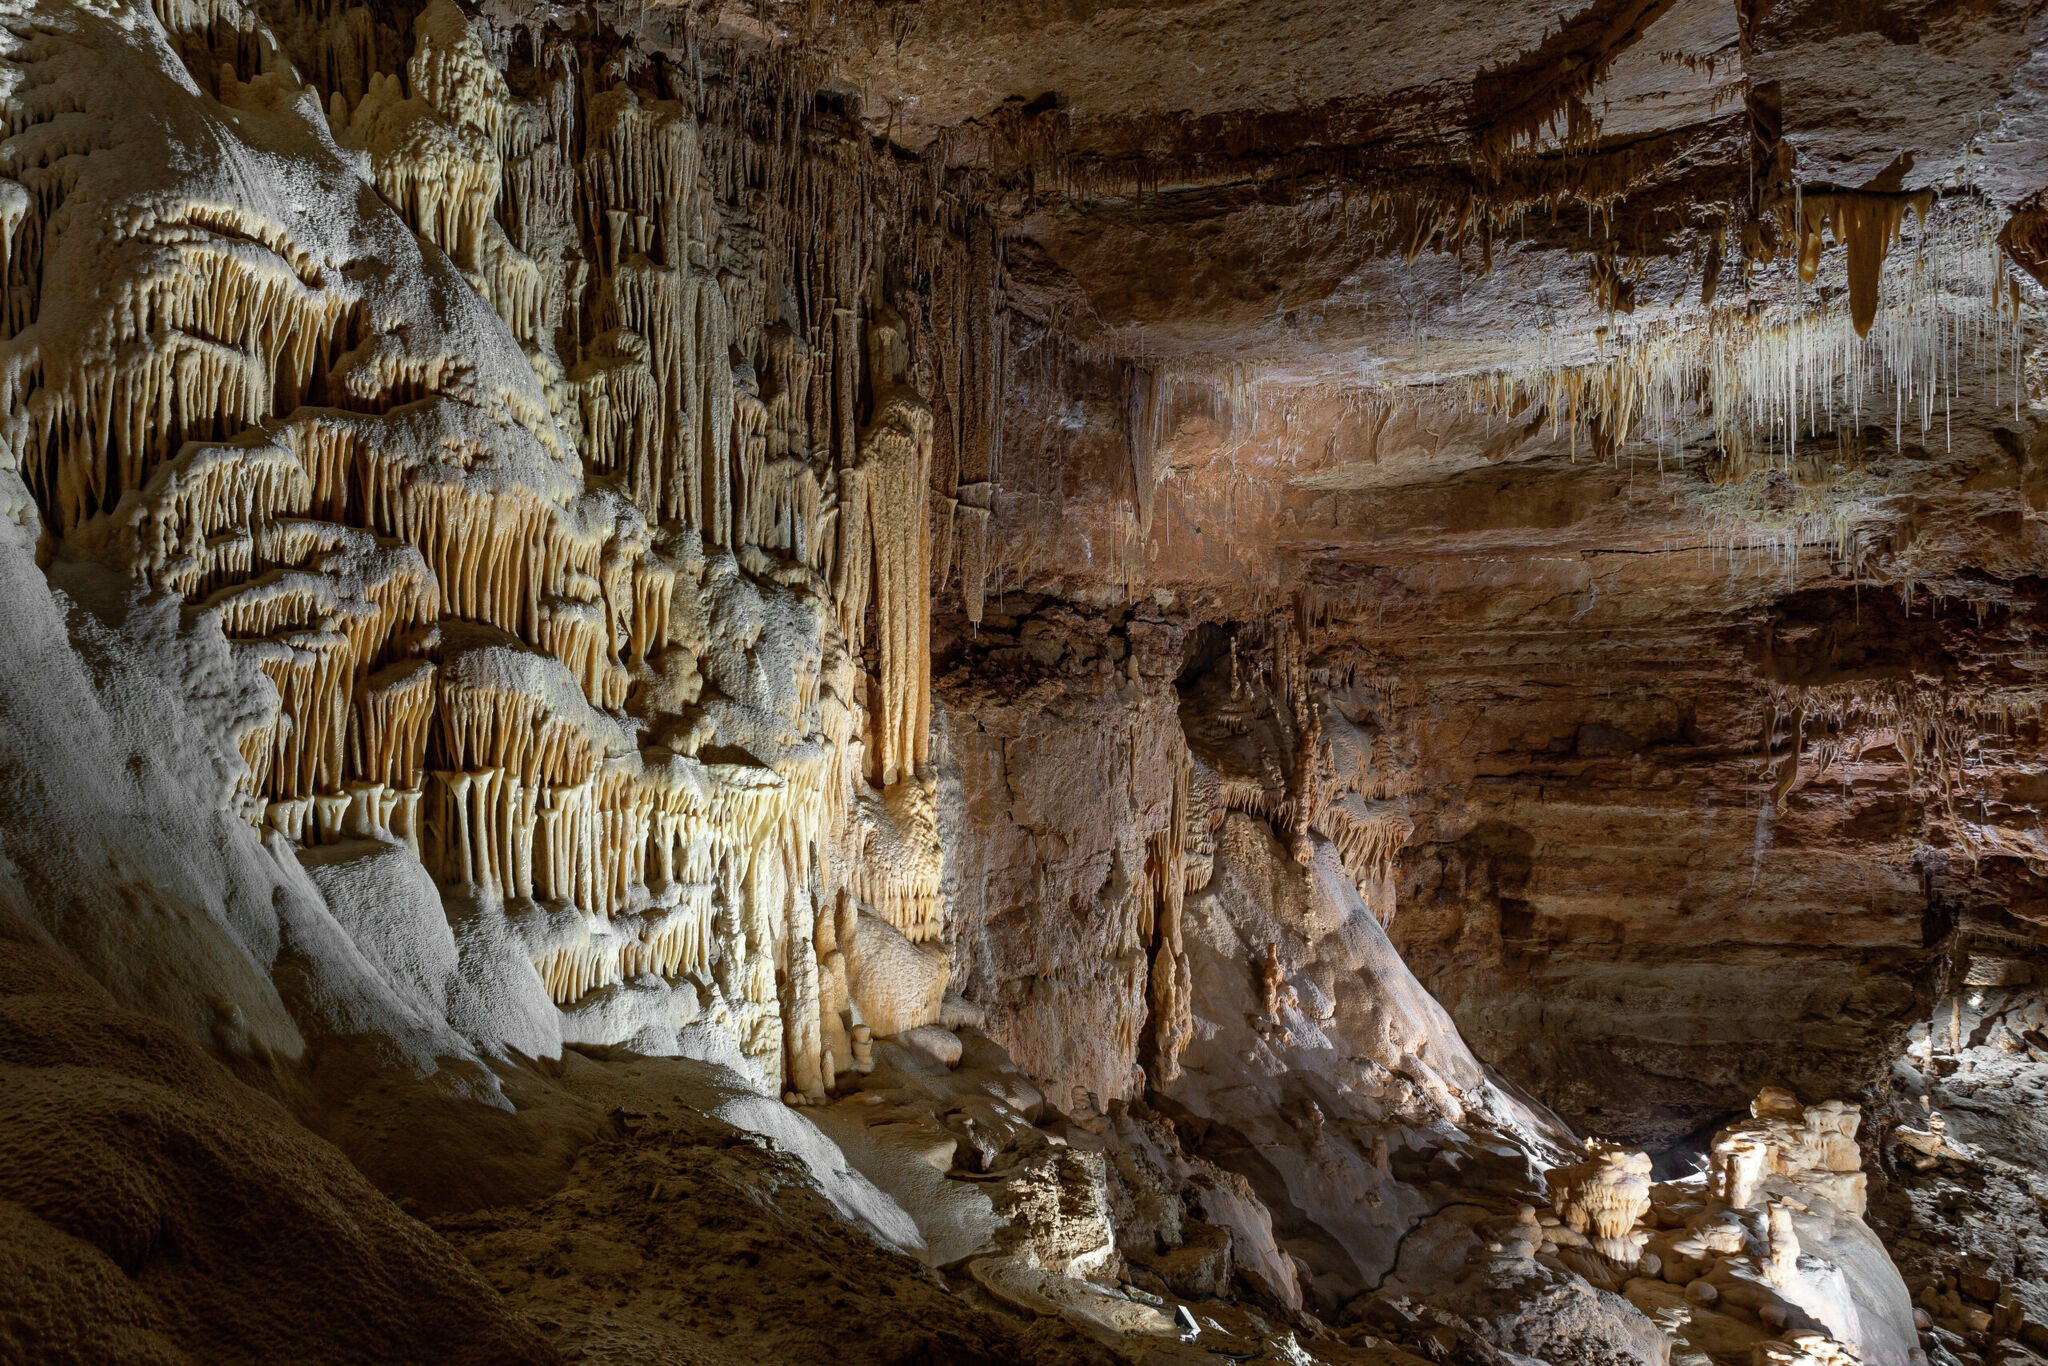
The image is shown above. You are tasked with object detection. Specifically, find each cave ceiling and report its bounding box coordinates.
[696,0,2048,957]
[628,0,2048,590]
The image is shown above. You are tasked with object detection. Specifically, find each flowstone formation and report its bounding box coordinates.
[3,0,2048,1364]
[2,0,991,1103]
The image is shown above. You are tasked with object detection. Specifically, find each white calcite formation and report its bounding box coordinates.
[1709,1087,1869,1218]
[1547,1141,1656,1266]
[0,0,1001,1102]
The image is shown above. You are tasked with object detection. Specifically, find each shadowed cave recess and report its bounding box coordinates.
[4,0,2048,1362]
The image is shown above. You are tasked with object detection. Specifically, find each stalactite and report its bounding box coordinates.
[0,177,36,343]
[233,710,282,815]
[628,558,674,667]
[732,369,771,554]
[1273,600,1324,866]
[1123,366,1166,541]
[7,236,358,535]
[1288,703,1324,868]
[536,595,630,710]
[405,0,529,158]
[6,0,1011,1095]
[1323,794,1414,916]
[1783,191,1933,339]
[838,307,934,789]
[1469,195,2017,474]
[612,258,737,536]
[433,637,611,794]
[833,462,872,646]
[354,660,436,793]
[344,73,501,268]
[122,434,312,597]
[477,221,551,347]
[1212,776,1289,827]
[1760,678,2016,855]
[580,85,701,273]
[205,537,436,801]
[952,483,994,627]
[570,332,662,501]
[931,492,958,595]
[844,779,944,944]
[246,630,356,800]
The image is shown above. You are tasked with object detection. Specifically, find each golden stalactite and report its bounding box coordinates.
[0,0,1019,1097]
[1782,191,1933,338]
[836,307,935,790]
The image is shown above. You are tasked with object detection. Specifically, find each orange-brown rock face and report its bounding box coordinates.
[941,339,2048,1145]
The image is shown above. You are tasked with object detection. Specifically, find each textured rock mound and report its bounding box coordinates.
[0,900,553,1365]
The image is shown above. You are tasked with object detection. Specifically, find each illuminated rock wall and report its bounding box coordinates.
[0,0,994,1095]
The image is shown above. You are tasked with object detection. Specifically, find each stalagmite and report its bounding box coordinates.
[1765,1201,1802,1288]
[783,888,826,1102]
[1288,703,1323,867]
[1145,746,1195,1084]
[814,887,855,1081]
[1709,1088,1868,1217]
[1260,942,1285,1024]
[1710,1128,1772,1211]
[1545,1141,1653,1266]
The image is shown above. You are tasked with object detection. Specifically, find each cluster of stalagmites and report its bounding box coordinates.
[1707,1087,1867,1217]
[1519,1089,1885,1366]
[0,0,1006,1095]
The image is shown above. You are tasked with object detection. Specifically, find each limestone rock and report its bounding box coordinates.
[847,908,950,1039]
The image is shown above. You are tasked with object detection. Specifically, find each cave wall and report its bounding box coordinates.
[935,596,1187,1109]
[1383,625,1946,1148]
